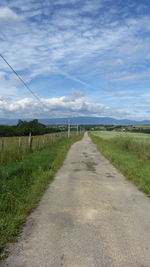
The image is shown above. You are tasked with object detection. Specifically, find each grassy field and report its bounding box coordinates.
[0,134,83,259]
[93,130,150,142]
[90,131,150,196]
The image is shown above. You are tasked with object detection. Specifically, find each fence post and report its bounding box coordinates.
[37,137,40,149]
[42,136,45,146]
[28,132,33,151]
[1,138,4,152]
[48,134,51,144]
[0,138,4,164]
[68,119,70,138]
[77,125,78,136]
[18,137,22,152]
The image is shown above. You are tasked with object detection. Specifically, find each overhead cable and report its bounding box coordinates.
[0,54,47,110]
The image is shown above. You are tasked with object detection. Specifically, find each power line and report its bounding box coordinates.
[0,53,47,110]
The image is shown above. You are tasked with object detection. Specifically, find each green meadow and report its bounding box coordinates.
[90,131,150,196]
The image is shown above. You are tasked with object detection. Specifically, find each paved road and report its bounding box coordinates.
[1,133,150,267]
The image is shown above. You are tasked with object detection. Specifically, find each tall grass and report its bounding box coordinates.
[0,132,72,165]
[112,135,150,161]
[93,130,150,142]
[90,132,150,196]
[0,134,83,258]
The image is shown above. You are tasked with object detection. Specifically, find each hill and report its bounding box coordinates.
[0,116,150,126]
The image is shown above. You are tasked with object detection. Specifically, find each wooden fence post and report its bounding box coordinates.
[42,136,45,146]
[37,138,40,149]
[0,138,4,164]
[28,133,33,151]
[18,137,22,151]
[49,134,52,144]
[1,138,4,152]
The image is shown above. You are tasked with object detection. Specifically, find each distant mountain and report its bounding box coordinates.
[39,117,150,126]
[0,116,150,126]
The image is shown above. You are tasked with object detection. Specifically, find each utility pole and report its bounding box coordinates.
[68,119,70,138]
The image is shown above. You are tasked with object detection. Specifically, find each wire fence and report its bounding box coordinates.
[0,131,79,165]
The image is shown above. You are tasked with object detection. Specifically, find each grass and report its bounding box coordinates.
[0,132,69,165]
[0,134,83,259]
[93,130,150,142]
[90,131,150,197]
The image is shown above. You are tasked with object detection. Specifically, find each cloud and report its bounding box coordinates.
[114,59,124,65]
[0,7,18,21]
[59,70,92,88]
[0,71,23,98]
[0,7,20,29]
[0,0,150,120]
[0,94,127,119]
[0,1,137,75]
[0,1,149,83]
[54,0,79,6]
[112,71,150,82]
[70,90,85,99]
[144,100,150,104]
[110,92,138,99]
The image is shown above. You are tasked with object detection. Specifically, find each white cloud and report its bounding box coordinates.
[144,100,150,104]
[0,7,18,21]
[112,71,150,82]
[0,1,149,85]
[0,71,24,98]
[54,0,79,5]
[0,7,21,30]
[70,90,85,99]
[0,94,127,119]
[0,0,150,120]
[114,59,124,65]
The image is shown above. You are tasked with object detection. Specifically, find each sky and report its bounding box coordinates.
[0,0,150,120]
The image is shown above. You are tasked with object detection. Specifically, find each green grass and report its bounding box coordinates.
[0,132,72,165]
[93,130,150,142]
[0,134,83,258]
[90,131,150,197]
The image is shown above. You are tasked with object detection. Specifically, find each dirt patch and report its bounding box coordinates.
[73,168,81,172]
[106,173,115,178]
[83,161,97,172]
[82,152,88,158]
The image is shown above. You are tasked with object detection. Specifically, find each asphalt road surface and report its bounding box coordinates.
[1,133,150,267]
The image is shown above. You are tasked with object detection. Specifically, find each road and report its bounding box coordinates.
[1,132,150,267]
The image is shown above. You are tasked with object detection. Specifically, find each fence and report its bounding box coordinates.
[0,131,78,165]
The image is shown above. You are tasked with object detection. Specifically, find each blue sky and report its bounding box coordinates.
[0,0,150,120]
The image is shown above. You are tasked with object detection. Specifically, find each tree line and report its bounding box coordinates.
[0,119,60,137]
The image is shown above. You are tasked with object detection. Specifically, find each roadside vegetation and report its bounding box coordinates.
[0,131,69,165]
[0,119,61,137]
[0,119,82,165]
[88,124,150,133]
[90,131,150,197]
[0,134,83,259]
